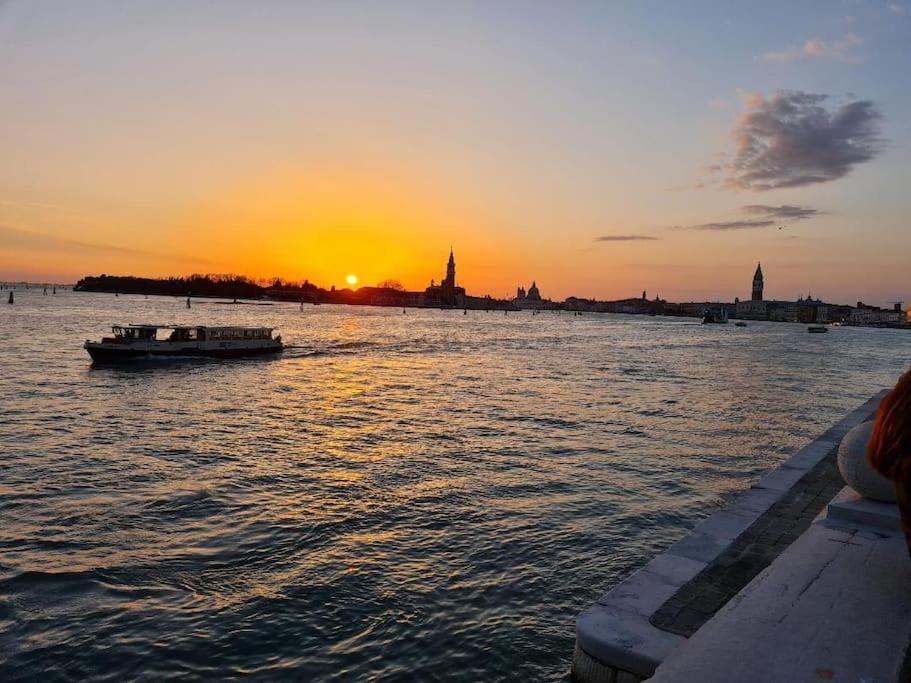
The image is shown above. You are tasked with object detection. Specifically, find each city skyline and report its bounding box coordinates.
[1,1,909,305]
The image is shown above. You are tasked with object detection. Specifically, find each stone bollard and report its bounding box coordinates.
[837,421,897,502]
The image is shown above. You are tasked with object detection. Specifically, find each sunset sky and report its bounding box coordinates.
[1,1,908,304]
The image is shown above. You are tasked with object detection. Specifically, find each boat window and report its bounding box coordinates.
[165,328,191,341]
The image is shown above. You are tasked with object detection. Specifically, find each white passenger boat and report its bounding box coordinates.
[84,324,283,362]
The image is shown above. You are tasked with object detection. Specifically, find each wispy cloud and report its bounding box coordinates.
[676,220,775,231]
[673,204,822,233]
[594,235,659,242]
[740,204,821,220]
[760,33,863,63]
[888,3,906,14]
[720,90,884,191]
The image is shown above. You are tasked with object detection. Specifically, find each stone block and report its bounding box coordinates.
[693,510,757,541]
[640,552,708,587]
[571,643,619,683]
[779,439,837,470]
[576,604,686,679]
[825,486,902,533]
[597,570,680,616]
[667,531,730,564]
[728,486,783,516]
[756,466,807,492]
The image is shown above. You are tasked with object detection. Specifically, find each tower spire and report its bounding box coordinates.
[445,246,456,289]
[752,261,764,301]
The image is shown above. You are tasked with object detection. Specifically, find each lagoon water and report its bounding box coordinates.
[1,290,908,680]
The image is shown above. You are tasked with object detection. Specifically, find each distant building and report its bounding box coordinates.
[736,299,768,320]
[515,281,549,309]
[737,263,824,322]
[767,295,824,323]
[849,301,906,326]
[751,262,764,301]
[737,262,768,319]
[422,248,466,307]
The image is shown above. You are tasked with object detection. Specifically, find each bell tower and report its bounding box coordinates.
[752,262,764,301]
[444,247,456,288]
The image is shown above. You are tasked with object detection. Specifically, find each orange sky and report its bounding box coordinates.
[1,2,908,305]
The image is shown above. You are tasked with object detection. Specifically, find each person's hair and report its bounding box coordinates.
[868,368,911,480]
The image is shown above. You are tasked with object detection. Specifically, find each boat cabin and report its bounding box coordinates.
[106,325,275,343]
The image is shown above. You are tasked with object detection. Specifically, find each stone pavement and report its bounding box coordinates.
[649,444,846,637]
[649,498,911,683]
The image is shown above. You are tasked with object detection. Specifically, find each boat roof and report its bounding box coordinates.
[116,324,274,330]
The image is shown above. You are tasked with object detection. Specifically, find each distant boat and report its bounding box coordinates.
[84,324,283,362]
[807,325,829,334]
[701,307,728,324]
[734,321,747,327]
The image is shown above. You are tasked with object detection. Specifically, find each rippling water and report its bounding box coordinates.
[1,290,908,680]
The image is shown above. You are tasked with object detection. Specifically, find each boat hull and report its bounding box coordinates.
[85,342,283,363]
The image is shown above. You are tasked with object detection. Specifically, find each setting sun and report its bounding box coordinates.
[345,274,358,287]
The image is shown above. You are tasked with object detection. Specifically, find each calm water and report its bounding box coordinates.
[1,290,908,681]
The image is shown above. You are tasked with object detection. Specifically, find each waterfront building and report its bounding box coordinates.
[848,301,907,326]
[515,281,550,309]
[736,299,768,320]
[422,248,466,307]
[736,262,768,320]
[767,296,824,323]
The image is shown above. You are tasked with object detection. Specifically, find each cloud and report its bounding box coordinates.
[723,91,884,191]
[677,220,775,231]
[760,33,863,63]
[672,204,821,233]
[740,204,821,220]
[594,235,659,242]
[888,3,905,14]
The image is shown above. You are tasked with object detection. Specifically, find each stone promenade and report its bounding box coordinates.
[649,443,846,636]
